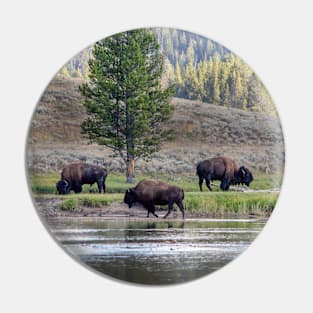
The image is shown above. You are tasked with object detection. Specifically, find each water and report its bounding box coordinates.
[47,218,266,285]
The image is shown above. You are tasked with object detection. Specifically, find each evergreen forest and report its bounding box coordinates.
[60,28,276,115]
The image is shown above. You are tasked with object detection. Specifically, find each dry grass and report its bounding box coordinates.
[26,76,285,175]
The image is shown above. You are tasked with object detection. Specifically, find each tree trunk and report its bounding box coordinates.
[126,158,135,183]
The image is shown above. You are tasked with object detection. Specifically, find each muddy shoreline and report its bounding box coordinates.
[33,197,265,220]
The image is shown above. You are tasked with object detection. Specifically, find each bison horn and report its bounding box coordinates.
[240,166,246,174]
[64,180,69,187]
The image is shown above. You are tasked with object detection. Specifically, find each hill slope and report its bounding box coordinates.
[27,76,284,174]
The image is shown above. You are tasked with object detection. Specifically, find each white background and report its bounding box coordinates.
[1,1,312,312]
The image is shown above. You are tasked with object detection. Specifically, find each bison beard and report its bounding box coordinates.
[196,157,253,191]
[124,180,185,219]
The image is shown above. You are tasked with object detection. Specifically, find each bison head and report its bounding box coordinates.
[239,166,254,187]
[56,179,71,194]
[124,188,136,208]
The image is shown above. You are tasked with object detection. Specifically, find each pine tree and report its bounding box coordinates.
[212,54,221,104]
[197,61,207,101]
[174,60,183,96]
[72,68,83,78]
[186,40,195,65]
[175,60,183,85]
[203,58,213,102]
[59,66,70,77]
[184,61,200,100]
[80,30,174,183]
[223,83,231,107]
[247,73,276,115]
[234,68,244,108]
[162,59,175,87]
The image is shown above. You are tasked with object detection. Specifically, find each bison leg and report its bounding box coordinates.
[102,181,106,193]
[146,206,158,218]
[176,201,185,219]
[205,177,212,191]
[96,178,104,193]
[198,176,204,192]
[151,206,158,218]
[163,203,173,219]
[73,184,82,193]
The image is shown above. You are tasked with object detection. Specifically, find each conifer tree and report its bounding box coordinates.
[223,83,231,107]
[59,66,70,77]
[175,60,183,85]
[163,59,175,86]
[212,54,221,104]
[80,30,174,183]
[184,61,200,100]
[247,73,276,114]
[72,68,83,78]
[234,68,244,108]
[197,61,207,101]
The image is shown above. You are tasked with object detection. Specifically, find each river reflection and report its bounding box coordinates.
[47,218,265,285]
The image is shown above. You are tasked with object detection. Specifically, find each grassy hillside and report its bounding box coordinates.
[27,76,284,175]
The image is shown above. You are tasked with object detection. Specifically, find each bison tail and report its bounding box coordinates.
[181,189,185,200]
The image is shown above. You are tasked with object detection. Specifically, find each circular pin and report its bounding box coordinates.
[26,28,284,285]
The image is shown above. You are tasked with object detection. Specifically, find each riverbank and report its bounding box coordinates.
[33,189,278,219]
[29,171,280,219]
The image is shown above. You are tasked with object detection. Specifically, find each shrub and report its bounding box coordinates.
[59,198,78,211]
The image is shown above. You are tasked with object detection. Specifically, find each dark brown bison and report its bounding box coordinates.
[196,157,253,191]
[56,163,107,194]
[124,180,185,219]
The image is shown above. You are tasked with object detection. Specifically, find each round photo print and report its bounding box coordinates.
[26,28,284,285]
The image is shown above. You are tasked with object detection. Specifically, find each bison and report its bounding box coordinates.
[196,157,253,191]
[56,162,108,194]
[124,180,185,219]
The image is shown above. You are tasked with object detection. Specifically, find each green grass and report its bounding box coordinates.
[29,171,280,216]
[36,190,278,217]
[183,192,278,216]
[28,172,60,194]
[58,198,78,211]
[28,171,282,195]
[52,191,278,216]
[50,193,123,209]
